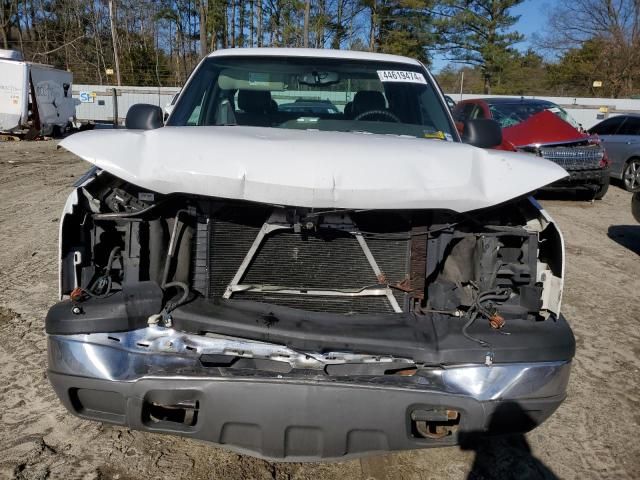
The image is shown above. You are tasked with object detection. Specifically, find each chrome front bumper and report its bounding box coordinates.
[48,327,571,461]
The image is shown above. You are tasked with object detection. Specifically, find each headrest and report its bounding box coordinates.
[353,91,386,114]
[344,101,353,117]
[238,90,273,113]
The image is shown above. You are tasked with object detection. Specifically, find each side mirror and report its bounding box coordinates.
[125,104,164,130]
[461,119,502,149]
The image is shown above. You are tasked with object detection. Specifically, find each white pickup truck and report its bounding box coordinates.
[47,48,574,461]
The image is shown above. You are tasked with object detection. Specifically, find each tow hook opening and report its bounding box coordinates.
[411,409,460,439]
[143,400,199,427]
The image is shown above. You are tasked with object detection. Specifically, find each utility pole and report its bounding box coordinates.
[108,0,122,86]
[303,0,310,48]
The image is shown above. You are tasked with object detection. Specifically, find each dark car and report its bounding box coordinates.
[454,98,610,199]
[589,114,640,191]
[278,99,339,115]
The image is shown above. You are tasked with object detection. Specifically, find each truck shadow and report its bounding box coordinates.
[608,225,640,255]
[458,402,559,480]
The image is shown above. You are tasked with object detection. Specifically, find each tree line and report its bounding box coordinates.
[1,0,638,97]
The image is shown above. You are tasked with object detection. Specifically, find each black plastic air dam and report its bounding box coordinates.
[46,281,163,334]
[170,299,575,364]
[45,297,575,365]
[47,371,566,461]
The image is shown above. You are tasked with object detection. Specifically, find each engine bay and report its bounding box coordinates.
[53,170,565,358]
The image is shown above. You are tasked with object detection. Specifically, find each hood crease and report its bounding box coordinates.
[60,126,569,212]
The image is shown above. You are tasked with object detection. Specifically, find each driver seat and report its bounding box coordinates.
[236,89,276,126]
[352,90,386,118]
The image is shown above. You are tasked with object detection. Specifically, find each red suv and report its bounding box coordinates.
[453,98,610,199]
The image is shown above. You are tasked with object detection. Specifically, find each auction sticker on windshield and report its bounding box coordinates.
[377,70,426,84]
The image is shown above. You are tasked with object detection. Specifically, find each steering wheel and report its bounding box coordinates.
[354,109,401,123]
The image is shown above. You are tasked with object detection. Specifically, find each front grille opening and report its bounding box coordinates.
[410,409,461,440]
[244,229,375,290]
[69,388,125,418]
[195,208,412,315]
[233,292,397,314]
[143,400,199,427]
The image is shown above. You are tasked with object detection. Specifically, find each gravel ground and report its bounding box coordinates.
[0,139,638,480]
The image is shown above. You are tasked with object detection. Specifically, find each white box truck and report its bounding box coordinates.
[0,49,76,138]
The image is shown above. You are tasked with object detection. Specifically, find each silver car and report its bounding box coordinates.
[589,114,640,191]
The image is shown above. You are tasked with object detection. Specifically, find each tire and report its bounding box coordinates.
[593,176,610,200]
[622,157,640,192]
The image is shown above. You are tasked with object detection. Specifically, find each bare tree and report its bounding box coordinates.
[0,1,18,49]
[540,0,640,96]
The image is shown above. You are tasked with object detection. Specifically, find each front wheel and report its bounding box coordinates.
[623,158,640,191]
[593,176,610,200]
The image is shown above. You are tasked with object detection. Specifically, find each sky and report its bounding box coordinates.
[431,0,550,72]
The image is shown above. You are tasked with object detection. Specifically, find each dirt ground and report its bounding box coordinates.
[0,139,638,480]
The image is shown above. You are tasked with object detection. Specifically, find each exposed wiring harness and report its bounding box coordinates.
[163,281,190,313]
[92,198,167,220]
[157,210,194,322]
[461,287,511,347]
[77,246,122,299]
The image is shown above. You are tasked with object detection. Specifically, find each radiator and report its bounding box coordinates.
[191,204,411,314]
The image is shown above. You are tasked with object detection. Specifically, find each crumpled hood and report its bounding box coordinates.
[60,126,568,212]
[503,110,587,147]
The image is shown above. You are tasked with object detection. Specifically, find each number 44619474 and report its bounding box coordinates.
[377,70,426,84]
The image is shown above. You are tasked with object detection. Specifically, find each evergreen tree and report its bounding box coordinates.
[435,0,524,93]
[376,0,436,64]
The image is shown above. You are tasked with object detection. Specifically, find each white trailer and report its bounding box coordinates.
[0,49,76,137]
